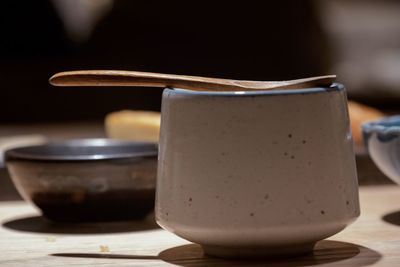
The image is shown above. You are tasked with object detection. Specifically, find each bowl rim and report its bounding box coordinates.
[5,138,158,162]
[362,115,400,135]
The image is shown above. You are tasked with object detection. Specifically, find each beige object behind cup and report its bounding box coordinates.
[105,110,160,142]
[156,84,360,258]
[348,101,385,146]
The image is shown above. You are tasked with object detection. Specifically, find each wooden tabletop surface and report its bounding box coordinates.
[1,185,400,266]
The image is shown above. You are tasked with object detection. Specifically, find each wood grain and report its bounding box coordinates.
[1,185,399,266]
[49,70,336,91]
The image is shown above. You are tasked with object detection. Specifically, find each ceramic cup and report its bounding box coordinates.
[156,84,360,258]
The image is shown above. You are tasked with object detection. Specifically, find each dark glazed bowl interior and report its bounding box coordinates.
[5,139,158,223]
[5,138,157,162]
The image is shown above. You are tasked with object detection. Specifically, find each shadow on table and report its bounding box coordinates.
[51,240,382,266]
[2,213,159,234]
[382,210,400,226]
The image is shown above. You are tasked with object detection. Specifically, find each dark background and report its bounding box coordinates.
[1,0,399,123]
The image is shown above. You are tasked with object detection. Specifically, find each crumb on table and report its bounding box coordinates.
[100,245,110,252]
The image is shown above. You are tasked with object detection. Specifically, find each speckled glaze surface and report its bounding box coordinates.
[156,84,360,258]
[363,115,400,184]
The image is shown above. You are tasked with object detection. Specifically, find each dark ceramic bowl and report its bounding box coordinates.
[5,139,158,222]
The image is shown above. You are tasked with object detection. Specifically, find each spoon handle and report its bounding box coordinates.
[49,70,336,91]
[50,70,246,91]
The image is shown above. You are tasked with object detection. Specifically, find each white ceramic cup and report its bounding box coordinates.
[156,84,360,258]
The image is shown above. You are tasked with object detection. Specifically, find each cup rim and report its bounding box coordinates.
[166,83,343,97]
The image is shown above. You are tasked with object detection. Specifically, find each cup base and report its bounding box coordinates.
[201,242,316,259]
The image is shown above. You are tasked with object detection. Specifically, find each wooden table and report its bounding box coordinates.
[1,185,400,266]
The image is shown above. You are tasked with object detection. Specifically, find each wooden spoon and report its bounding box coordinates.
[49,70,336,91]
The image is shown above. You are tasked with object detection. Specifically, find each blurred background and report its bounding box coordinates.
[1,0,399,124]
[0,0,399,198]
